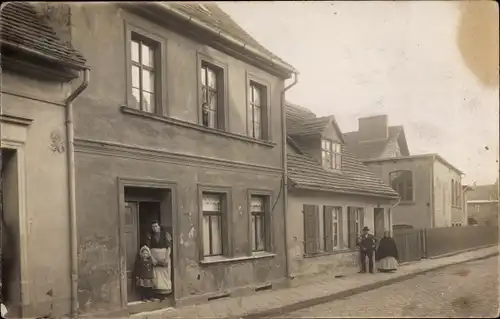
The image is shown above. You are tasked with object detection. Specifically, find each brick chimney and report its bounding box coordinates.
[358,115,389,142]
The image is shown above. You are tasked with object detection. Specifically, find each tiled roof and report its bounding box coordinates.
[285,102,399,199]
[167,3,292,70]
[288,146,400,198]
[0,2,86,68]
[467,184,499,201]
[288,116,332,136]
[343,126,404,160]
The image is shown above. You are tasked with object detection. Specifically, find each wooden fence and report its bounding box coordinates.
[424,225,498,258]
[392,225,498,263]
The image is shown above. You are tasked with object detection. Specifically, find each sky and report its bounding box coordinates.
[218,1,499,185]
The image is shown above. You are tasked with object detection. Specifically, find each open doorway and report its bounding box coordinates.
[374,208,385,240]
[1,148,20,316]
[123,186,174,314]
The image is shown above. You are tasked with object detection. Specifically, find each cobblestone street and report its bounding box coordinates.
[278,256,499,318]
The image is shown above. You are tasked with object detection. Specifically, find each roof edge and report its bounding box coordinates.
[1,39,89,71]
[154,3,298,75]
[290,183,400,200]
[363,153,464,175]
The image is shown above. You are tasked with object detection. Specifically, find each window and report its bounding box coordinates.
[321,139,342,170]
[248,82,267,140]
[250,196,266,252]
[130,34,159,113]
[452,179,455,207]
[347,207,363,249]
[200,61,225,129]
[202,193,224,257]
[389,170,413,201]
[303,205,343,255]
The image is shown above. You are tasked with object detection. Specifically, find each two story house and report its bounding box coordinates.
[285,104,400,278]
[1,3,88,318]
[61,2,297,317]
[344,115,467,229]
[467,182,499,226]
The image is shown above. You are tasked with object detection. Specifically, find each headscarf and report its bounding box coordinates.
[139,245,152,257]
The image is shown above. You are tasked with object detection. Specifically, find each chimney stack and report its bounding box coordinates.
[358,115,389,142]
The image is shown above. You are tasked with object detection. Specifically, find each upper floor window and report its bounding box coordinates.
[451,179,455,206]
[247,82,268,140]
[389,170,413,201]
[200,61,225,130]
[130,34,159,113]
[321,139,341,170]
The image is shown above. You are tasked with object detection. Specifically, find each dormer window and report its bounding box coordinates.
[321,139,341,170]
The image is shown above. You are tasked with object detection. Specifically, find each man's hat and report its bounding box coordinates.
[362,226,370,231]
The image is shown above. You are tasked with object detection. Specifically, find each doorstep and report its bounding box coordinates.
[131,245,498,319]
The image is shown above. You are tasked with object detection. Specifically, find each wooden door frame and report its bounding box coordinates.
[117,177,178,309]
[374,208,385,239]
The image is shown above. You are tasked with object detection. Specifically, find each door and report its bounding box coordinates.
[374,208,385,240]
[124,201,140,302]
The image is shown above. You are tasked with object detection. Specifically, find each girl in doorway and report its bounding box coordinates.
[135,246,155,302]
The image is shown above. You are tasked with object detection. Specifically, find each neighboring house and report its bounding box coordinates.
[285,104,400,278]
[344,115,466,229]
[55,2,297,317]
[467,183,499,226]
[0,3,88,318]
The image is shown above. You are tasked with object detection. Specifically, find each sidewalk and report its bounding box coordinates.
[132,245,498,319]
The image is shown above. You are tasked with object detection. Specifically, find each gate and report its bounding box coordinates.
[393,228,424,263]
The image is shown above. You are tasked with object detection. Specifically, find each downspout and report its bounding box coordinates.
[430,155,436,228]
[65,69,90,318]
[281,72,298,279]
[389,197,401,237]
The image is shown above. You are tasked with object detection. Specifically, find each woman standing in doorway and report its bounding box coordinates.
[375,231,399,272]
[146,221,172,299]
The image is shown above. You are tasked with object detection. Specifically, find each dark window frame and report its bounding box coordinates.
[303,205,344,256]
[246,72,271,141]
[197,53,228,131]
[247,189,273,254]
[321,139,342,170]
[347,207,363,249]
[125,22,167,116]
[389,170,414,202]
[198,185,232,261]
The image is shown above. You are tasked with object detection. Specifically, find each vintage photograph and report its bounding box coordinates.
[0,1,498,318]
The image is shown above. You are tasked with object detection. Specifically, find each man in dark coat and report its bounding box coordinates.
[357,226,377,274]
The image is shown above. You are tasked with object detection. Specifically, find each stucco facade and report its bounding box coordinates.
[287,190,393,278]
[65,3,291,316]
[1,73,72,317]
[365,155,465,229]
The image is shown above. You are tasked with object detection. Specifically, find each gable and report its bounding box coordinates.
[322,119,343,143]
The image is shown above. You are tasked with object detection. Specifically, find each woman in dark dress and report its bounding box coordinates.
[375,231,399,272]
[146,221,172,298]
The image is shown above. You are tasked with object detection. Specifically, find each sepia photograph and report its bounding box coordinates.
[0,1,498,318]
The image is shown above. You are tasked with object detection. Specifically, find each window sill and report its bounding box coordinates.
[304,248,357,258]
[398,201,416,206]
[200,252,276,265]
[121,106,276,148]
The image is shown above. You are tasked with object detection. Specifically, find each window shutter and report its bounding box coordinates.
[323,206,334,252]
[347,207,356,249]
[338,207,344,249]
[303,204,319,254]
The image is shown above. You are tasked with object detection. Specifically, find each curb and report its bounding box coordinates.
[238,250,499,319]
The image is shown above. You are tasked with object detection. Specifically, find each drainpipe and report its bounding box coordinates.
[281,72,298,279]
[65,69,90,318]
[389,197,401,237]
